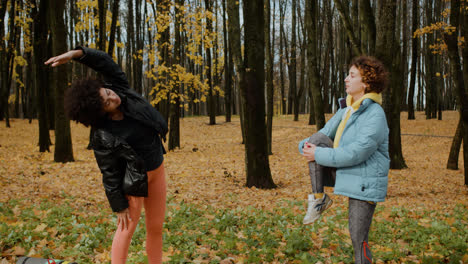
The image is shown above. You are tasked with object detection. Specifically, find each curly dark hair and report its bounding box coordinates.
[64,78,105,127]
[350,56,388,94]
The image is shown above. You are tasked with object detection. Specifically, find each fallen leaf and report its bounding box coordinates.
[33,223,47,232]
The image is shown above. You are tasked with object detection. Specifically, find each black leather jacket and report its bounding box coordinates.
[93,129,148,212]
[75,47,168,212]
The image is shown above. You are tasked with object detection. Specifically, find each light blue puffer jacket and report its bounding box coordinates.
[304,98,390,202]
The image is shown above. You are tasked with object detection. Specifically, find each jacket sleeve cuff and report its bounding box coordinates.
[72,46,87,61]
[315,147,335,167]
[298,138,308,154]
[107,191,129,212]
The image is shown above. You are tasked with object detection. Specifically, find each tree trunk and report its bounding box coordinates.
[33,0,51,152]
[133,0,144,94]
[222,0,232,123]
[24,49,33,121]
[1,0,17,127]
[14,11,22,118]
[401,0,409,111]
[279,0,286,115]
[308,82,316,125]
[376,0,407,169]
[359,0,376,54]
[325,0,335,113]
[334,0,362,56]
[417,53,423,111]
[214,1,221,116]
[407,0,418,120]
[461,0,468,185]
[265,0,274,154]
[0,1,4,123]
[445,0,468,185]
[242,0,275,188]
[108,0,120,57]
[50,0,74,162]
[352,0,359,42]
[306,0,326,130]
[46,38,55,131]
[126,0,134,85]
[205,0,216,125]
[288,0,297,117]
[227,0,246,143]
[293,1,305,122]
[424,0,436,119]
[447,116,462,170]
[98,0,106,51]
[169,0,184,150]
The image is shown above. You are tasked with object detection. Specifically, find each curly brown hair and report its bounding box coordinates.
[350,56,388,94]
[64,78,105,127]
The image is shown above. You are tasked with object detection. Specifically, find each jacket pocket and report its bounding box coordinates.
[123,163,148,197]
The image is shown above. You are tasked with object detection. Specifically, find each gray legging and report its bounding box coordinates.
[307,132,376,264]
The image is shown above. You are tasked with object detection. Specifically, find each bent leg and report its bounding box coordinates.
[348,198,376,264]
[144,163,167,264]
[111,195,144,264]
[307,132,334,193]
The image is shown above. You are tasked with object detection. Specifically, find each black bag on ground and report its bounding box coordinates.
[16,257,77,264]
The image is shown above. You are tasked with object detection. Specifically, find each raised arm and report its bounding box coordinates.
[45,49,83,67]
[45,47,130,90]
[73,46,130,89]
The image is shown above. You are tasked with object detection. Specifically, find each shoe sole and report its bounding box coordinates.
[303,199,333,225]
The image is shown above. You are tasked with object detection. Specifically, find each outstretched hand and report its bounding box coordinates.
[44,50,83,67]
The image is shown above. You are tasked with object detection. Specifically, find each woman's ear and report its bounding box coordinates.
[364,83,370,93]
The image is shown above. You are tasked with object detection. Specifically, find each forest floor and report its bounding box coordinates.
[0,111,467,263]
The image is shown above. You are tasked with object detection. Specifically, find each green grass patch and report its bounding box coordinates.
[0,197,466,263]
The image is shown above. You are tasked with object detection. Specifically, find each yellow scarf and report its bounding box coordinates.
[333,93,382,148]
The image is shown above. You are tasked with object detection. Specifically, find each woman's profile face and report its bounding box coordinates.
[345,65,366,99]
[99,88,121,114]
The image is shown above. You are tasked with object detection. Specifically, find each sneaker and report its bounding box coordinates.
[303,194,333,225]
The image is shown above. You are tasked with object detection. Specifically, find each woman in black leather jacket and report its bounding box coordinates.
[46,47,168,264]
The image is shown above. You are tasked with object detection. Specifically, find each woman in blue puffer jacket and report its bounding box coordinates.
[298,56,390,264]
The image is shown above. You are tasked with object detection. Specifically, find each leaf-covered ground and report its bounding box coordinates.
[0,111,467,263]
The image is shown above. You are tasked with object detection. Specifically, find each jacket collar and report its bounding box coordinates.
[338,93,382,110]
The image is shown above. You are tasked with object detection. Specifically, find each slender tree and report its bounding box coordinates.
[126,0,134,86]
[14,1,23,118]
[407,0,418,120]
[98,0,106,51]
[447,119,462,170]
[168,0,185,150]
[222,0,232,123]
[265,0,274,154]
[205,0,216,125]
[0,4,7,122]
[133,0,144,95]
[227,0,246,143]
[306,0,325,130]
[334,0,363,56]
[376,0,407,169]
[1,0,17,127]
[33,0,51,152]
[444,0,468,185]
[279,0,286,115]
[287,0,297,116]
[108,0,120,57]
[242,0,276,188]
[359,0,376,54]
[49,0,74,162]
[293,1,305,122]
[401,0,409,111]
[424,0,437,119]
